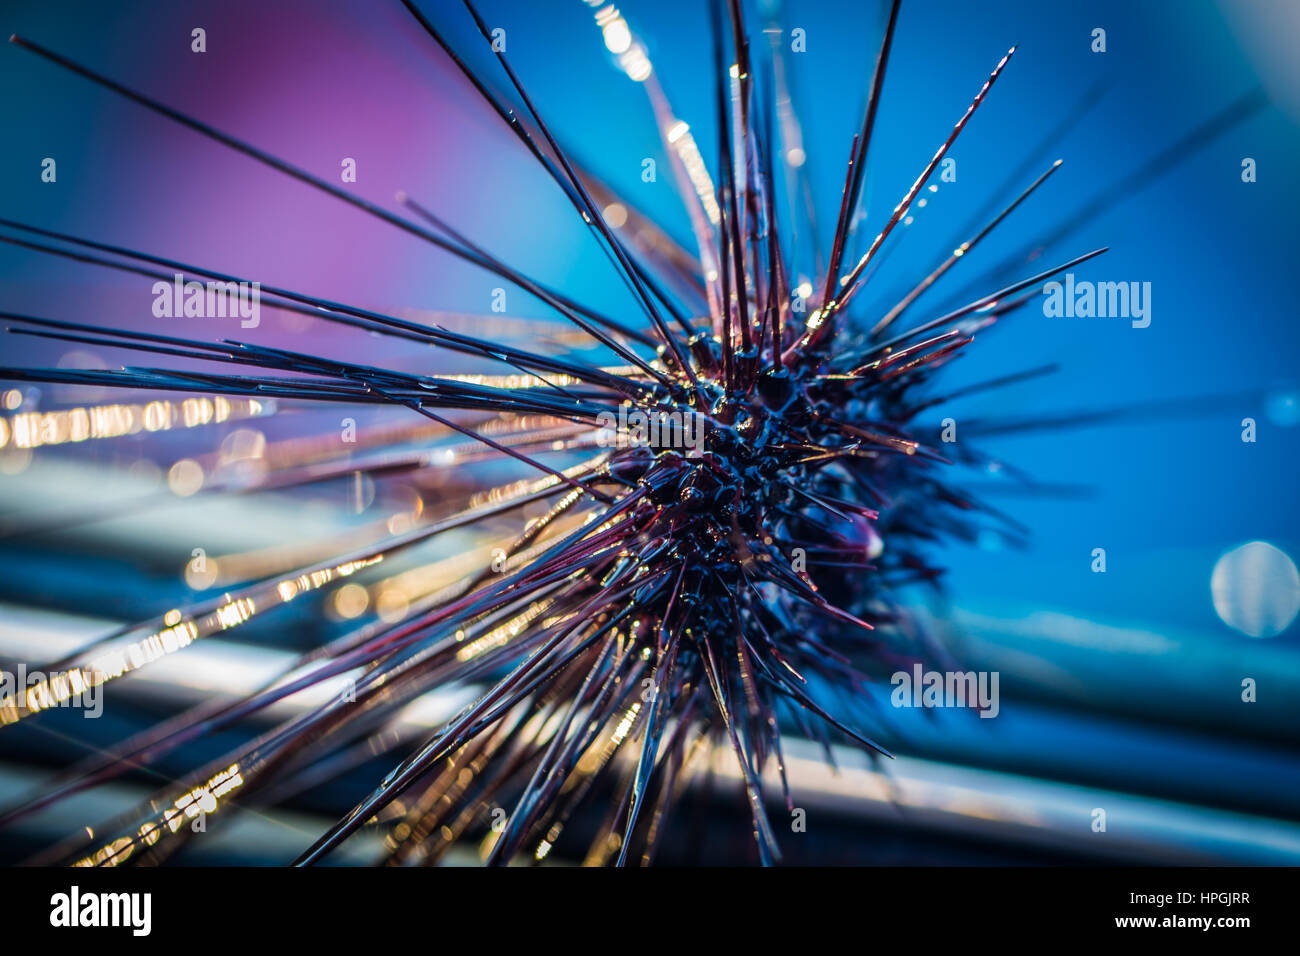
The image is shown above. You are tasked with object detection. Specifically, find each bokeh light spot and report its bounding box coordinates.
[1211,541,1300,637]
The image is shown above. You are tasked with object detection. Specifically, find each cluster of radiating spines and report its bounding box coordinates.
[0,0,1142,867]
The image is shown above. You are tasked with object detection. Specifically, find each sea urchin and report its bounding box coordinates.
[0,0,1107,867]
